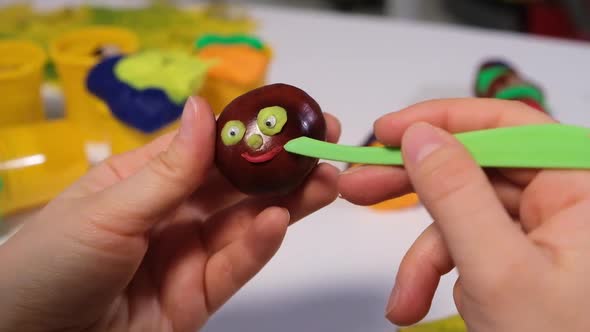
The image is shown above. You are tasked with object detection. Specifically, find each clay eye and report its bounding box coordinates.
[265,116,277,128]
[221,120,246,146]
[257,106,287,136]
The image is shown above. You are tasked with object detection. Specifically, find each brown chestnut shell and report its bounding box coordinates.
[215,83,326,196]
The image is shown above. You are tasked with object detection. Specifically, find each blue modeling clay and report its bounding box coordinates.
[86,50,210,133]
[86,56,184,133]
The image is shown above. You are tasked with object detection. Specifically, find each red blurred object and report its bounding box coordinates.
[526,3,590,41]
[519,98,546,112]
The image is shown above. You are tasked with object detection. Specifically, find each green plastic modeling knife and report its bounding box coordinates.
[284,124,590,169]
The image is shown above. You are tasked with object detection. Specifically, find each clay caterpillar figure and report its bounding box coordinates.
[475,59,549,114]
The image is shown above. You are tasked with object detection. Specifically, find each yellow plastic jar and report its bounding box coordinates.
[0,40,47,127]
[49,26,139,126]
[0,120,90,216]
[91,100,179,155]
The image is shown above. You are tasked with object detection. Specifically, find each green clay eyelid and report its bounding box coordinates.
[221,120,246,146]
[257,106,288,136]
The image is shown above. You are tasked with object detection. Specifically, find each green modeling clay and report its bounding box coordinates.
[195,34,265,50]
[475,60,549,113]
[494,85,545,105]
[476,65,510,95]
[114,50,211,105]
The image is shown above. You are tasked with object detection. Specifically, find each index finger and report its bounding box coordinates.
[374,98,556,146]
[374,98,556,186]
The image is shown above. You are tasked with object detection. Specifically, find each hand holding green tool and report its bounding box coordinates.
[285,124,590,169]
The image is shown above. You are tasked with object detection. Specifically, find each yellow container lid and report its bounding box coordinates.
[49,26,139,68]
[0,40,47,81]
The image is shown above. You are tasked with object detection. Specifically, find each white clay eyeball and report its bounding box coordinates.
[265,115,277,128]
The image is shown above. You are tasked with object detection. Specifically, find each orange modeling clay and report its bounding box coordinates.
[195,34,272,115]
[199,44,269,85]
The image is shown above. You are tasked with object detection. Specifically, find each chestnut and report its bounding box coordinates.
[215,83,326,196]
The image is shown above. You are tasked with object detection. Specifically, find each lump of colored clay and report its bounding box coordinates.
[194,33,272,115]
[475,59,548,113]
[215,83,326,196]
[196,34,270,85]
[86,50,211,133]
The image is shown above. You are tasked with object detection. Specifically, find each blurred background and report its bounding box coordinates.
[239,0,590,42]
[1,0,589,41]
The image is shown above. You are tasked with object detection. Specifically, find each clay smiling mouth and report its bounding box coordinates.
[242,146,283,163]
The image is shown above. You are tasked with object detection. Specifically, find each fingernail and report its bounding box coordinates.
[403,123,445,164]
[385,281,401,318]
[179,96,198,140]
[279,207,290,221]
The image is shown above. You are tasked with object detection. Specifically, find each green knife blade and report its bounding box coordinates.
[284,124,590,169]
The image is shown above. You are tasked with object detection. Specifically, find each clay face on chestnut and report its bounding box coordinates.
[215,83,326,196]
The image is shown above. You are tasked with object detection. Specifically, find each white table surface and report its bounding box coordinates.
[2,3,590,331]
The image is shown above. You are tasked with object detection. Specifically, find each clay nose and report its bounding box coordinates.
[246,134,263,150]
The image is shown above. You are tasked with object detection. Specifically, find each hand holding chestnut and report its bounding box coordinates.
[0,95,341,332]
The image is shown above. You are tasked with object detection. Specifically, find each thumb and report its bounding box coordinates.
[88,96,216,235]
[401,122,528,271]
